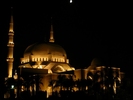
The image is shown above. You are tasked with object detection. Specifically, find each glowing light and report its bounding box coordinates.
[21,86,24,91]
[88,76,92,80]
[47,87,52,98]
[13,74,18,79]
[70,0,72,3]
[103,86,106,90]
[86,86,88,90]
[39,65,42,69]
[118,77,121,82]
[48,69,52,73]
[9,42,14,44]
[72,67,75,70]
[113,82,116,94]
[11,85,14,89]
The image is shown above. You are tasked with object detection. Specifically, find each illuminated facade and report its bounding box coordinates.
[5,8,124,98]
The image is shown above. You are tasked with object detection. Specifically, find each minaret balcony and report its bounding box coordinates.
[7,43,14,47]
[6,58,14,62]
[8,32,14,35]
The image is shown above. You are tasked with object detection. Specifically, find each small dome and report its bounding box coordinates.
[22,42,67,63]
[88,58,102,70]
[90,58,102,66]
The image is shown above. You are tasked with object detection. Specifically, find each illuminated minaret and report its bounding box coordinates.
[49,17,54,43]
[7,7,14,78]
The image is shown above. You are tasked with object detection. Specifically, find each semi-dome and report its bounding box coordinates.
[21,42,67,63]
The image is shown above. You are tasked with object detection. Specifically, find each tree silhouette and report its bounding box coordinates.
[55,74,67,91]
[21,74,43,97]
[4,76,26,99]
[49,80,56,93]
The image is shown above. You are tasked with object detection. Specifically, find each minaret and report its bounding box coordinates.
[7,7,14,78]
[49,17,54,43]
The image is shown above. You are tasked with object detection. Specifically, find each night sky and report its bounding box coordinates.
[0,1,132,77]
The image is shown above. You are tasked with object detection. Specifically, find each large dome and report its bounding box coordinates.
[21,42,67,63]
[24,42,66,57]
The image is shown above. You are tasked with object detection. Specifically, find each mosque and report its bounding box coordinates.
[5,7,124,98]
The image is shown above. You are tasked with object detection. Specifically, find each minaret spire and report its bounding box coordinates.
[49,17,54,43]
[7,7,14,78]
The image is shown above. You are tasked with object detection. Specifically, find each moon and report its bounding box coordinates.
[70,0,72,3]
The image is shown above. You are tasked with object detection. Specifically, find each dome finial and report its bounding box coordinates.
[49,17,55,43]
